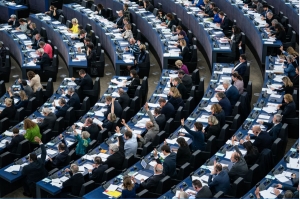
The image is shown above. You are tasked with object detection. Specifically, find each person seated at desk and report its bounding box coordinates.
[125,38,141,61]
[260,4,272,19]
[103,96,123,119]
[269,24,286,43]
[258,114,283,142]
[5,128,25,154]
[226,25,242,60]
[72,126,91,158]
[223,79,240,108]
[135,103,159,147]
[265,12,278,28]
[61,164,85,198]
[274,182,299,199]
[38,41,53,59]
[78,30,90,43]
[123,4,130,22]
[277,94,297,122]
[127,43,146,73]
[211,7,221,23]
[161,13,176,29]
[27,23,38,38]
[0,98,16,120]
[175,60,189,75]
[215,92,232,116]
[154,107,166,131]
[191,0,204,8]
[201,2,215,18]
[265,19,281,34]
[122,128,138,156]
[240,125,273,153]
[156,9,166,22]
[104,143,125,170]
[171,137,191,168]
[191,179,213,198]
[121,176,140,198]
[37,107,57,132]
[96,4,107,18]
[67,18,80,34]
[8,89,28,109]
[71,69,94,90]
[216,11,230,36]
[284,56,297,79]
[153,145,177,178]
[120,17,131,32]
[167,87,184,111]
[226,151,248,183]
[180,119,205,151]
[16,18,30,34]
[0,41,6,64]
[248,0,263,14]
[35,48,56,78]
[23,118,42,143]
[62,87,81,110]
[8,14,20,28]
[78,118,100,140]
[140,164,165,192]
[88,156,108,183]
[231,73,244,94]
[280,46,299,66]
[114,10,124,29]
[232,54,247,76]
[170,77,188,99]
[49,134,69,168]
[126,69,140,97]
[122,24,133,40]
[22,137,48,198]
[117,88,130,109]
[178,39,190,63]
[19,80,33,98]
[203,115,221,141]
[143,0,154,12]
[208,162,230,195]
[271,76,294,95]
[53,98,69,118]
[211,104,225,128]
[28,33,44,50]
[292,67,299,89]
[158,98,175,121]
[178,70,193,93]
[45,5,60,20]
[200,0,211,13]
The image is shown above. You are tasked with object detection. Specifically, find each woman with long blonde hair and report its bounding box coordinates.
[8,89,29,109]
[24,118,41,143]
[272,76,294,95]
[168,87,184,110]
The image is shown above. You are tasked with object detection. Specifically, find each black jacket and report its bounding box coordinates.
[38,112,57,132]
[196,185,213,198]
[8,20,20,28]
[31,38,44,50]
[62,173,85,196]
[161,102,175,121]
[89,164,108,183]
[145,4,154,12]
[104,151,125,170]
[156,152,177,178]
[51,147,69,169]
[0,105,16,120]
[220,16,230,33]
[75,74,93,90]
[104,101,123,119]
[36,53,52,71]
[251,131,273,153]
[55,104,69,118]
[204,124,221,141]
[263,122,282,141]
[281,101,297,122]
[171,82,187,99]
[6,134,25,153]
[141,173,165,192]
[176,145,191,167]
[181,46,190,63]
[218,97,232,116]
[115,16,124,29]
[66,93,81,110]
[167,96,184,111]
[181,74,193,92]
[214,110,225,128]
[82,124,99,140]
[167,19,176,29]
[87,50,97,67]
[155,114,166,132]
[118,93,131,109]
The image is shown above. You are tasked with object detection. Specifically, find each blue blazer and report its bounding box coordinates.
[234,61,247,76]
[156,152,177,178]
[213,13,222,23]
[55,104,69,118]
[225,86,240,107]
[263,122,282,141]
[66,93,81,110]
[284,63,296,78]
[281,101,297,122]
[251,131,273,153]
[218,97,232,116]
[208,170,230,194]
[183,125,205,151]
[161,102,175,121]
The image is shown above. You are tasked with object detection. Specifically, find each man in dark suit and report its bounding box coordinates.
[140,164,165,192]
[154,145,177,178]
[114,10,124,29]
[64,87,80,110]
[61,164,85,197]
[154,108,166,131]
[5,128,25,154]
[191,179,213,198]
[240,125,273,153]
[265,11,278,27]
[87,43,97,68]
[144,0,154,12]
[22,137,48,197]
[232,54,247,76]
[80,118,100,140]
[28,33,44,50]
[104,96,123,118]
[8,15,20,28]
[49,135,69,169]
[88,156,108,183]
[54,98,69,118]
[223,79,240,108]
[158,98,175,121]
[259,114,282,141]
[208,163,230,195]
[178,70,193,92]
[216,92,232,116]
[35,48,51,70]
[117,88,130,109]
[103,143,125,170]
[72,69,93,90]
[217,11,230,35]
[227,152,248,183]
[78,29,90,43]
[171,77,187,99]
[37,107,57,132]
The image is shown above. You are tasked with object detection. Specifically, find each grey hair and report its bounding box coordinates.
[70,164,79,173]
[267,12,273,16]
[223,79,231,86]
[274,114,282,123]
[37,48,44,54]
[286,55,294,62]
[68,87,75,93]
[42,107,51,114]
[208,115,219,125]
[10,15,17,19]
[109,143,119,152]
[271,19,278,24]
[216,92,226,99]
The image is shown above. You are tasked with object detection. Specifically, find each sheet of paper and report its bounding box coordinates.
[94,110,104,117]
[106,184,118,191]
[225,151,234,159]
[59,176,69,182]
[47,149,57,155]
[93,118,103,125]
[83,164,93,170]
[149,161,157,167]
[135,174,150,181]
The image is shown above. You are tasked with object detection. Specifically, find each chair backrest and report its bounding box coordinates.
[281,16,289,28]
[65,107,75,127]
[177,162,190,180]
[0,80,6,97]
[189,150,202,170]
[141,77,148,105]
[218,124,230,143]
[132,23,137,37]
[192,69,200,85]
[122,154,135,169]
[246,81,252,102]
[90,30,96,45]
[278,123,288,151]
[40,27,47,40]
[230,177,244,198]
[91,4,96,11]
[66,149,76,167]
[141,142,153,157]
[59,15,65,24]
[134,86,142,108]
[85,24,92,34]
[177,18,182,26]
[16,139,30,158]
[87,140,97,152]
[0,152,12,169]
[106,8,113,20]
[205,135,217,155]
[129,96,140,117]
[53,117,64,136]
[244,164,260,190]
[81,0,87,8]
[163,118,174,135]
[136,189,148,198]
[155,176,171,194]
[174,106,183,127]
[0,118,9,132]
[183,97,195,119]
[187,30,193,45]
[232,101,241,116]
[35,87,44,107]
[152,131,167,147]
[121,107,131,122]
[53,46,58,58]
[231,114,241,132]
[81,97,90,112]
[14,107,24,122]
[101,167,115,183]
[153,8,158,16]
[26,97,37,116]
[75,85,83,102]
[79,180,95,197]
[213,191,224,198]
[172,12,178,22]
[271,138,284,165]
[42,129,52,143]
[66,20,72,29]
[97,128,108,144]
[243,62,250,86]
[45,78,54,97]
[136,29,141,41]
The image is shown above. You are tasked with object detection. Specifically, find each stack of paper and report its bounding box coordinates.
[51,179,63,188]
[259,187,281,199]
[135,173,150,181]
[94,110,104,117]
[134,118,150,128]
[196,115,209,123]
[287,158,299,169]
[4,131,13,136]
[4,165,21,172]
[93,118,103,125]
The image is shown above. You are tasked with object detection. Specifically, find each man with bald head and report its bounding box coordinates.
[227,151,248,182]
[140,163,165,192]
[240,125,273,152]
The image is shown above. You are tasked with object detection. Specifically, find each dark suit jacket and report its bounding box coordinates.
[228,156,248,183]
[173,83,187,99]
[274,31,286,43]
[62,173,85,196]
[263,122,282,141]
[251,131,273,153]
[204,124,221,141]
[220,16,230,33]
[155,114,166,132]
[0,105,16,120]
[75,74,93,90]
[66,93,81,110]
[181,46,190,62]
[55,104,69,118]
[51,148,69,168]
[156,152,177,178]
[141,174,165,192]
[167,19,176,29]
[167,96,184,111]
[104,100,123,118]
[98,9,107,18]
[87,50,97,67]
[181,74,193,92]
[281,101,297,122]
[127,77,140,88]
[292,74,299,89]
[196,186,213,198]
[176,145,191,167]
[118,93,131,109]
[233,61,247,76]
[8,20,20,28]
[104,151,125,170]
[89,164,108,183]
[208,170,230,194]
[145,4,154,12]
[161,102,175,121]
[225,86,240,107]
[218,97,232,116]
[214,110,225,128]
[115,16,124,29]
[36,53,51,71]
[82,124,100,140]
[31,38,44,50]
[38,112,57,132]
[6,134,25,153]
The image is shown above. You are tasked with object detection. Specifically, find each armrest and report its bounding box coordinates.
[83,90,96,96]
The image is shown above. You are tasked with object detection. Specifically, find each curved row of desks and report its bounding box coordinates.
[0,1,27,22]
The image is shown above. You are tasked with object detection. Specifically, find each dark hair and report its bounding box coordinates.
[158,98,166,103]
[161,144,171,153]
[210,2,216,7]
[233,152,241,161]
[79,29,86,35]
[130,69,139,78]
[125,130,133,139]
[79,69,86,75]
[29,153,37,161]
[78,25,83,30]
[94,156,102,164]
[158,9,163,13]
[154,108,161,115]
[215,163,222,172]
[166,13,174,20]
[27,71,36,80]
[263,3,269,8]
[178,31,185,36]
[231,73,243,80]
[21,80,27,86]
[216,91,226,99]
[13,128,19,134]
[240,54,247,60]
[194,122,203,131]
[232,25,241,34]
[58,143,66,151]
[97,4,103,9]
[176,25,183,30]
[19,18,26,23]
[59,98,66,105]
[178,70,185,75]
[123,17,129,22]
[192,180,202,188]
[243,141,259,155]
[213,7,219,12]
[84,37,91,42]
[87,43,94,50]
[284,190,294,198]
[124,3,129,9]
[275,24,285,32]
[218,11,225,16]
[177,137,188,147]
